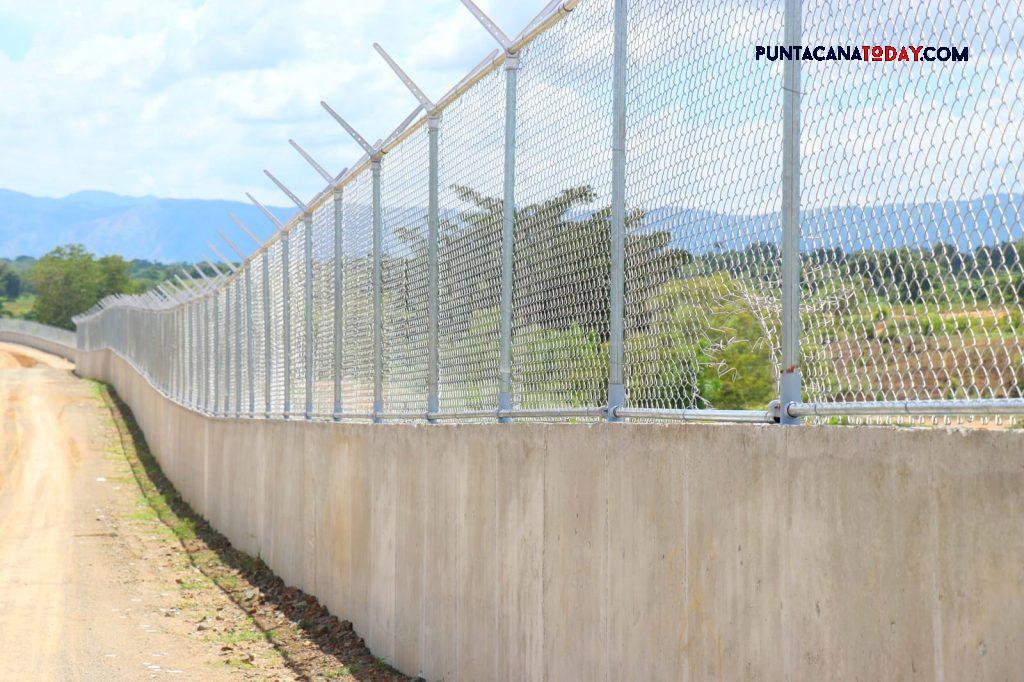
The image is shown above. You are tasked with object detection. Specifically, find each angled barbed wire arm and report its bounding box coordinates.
[246,193,286,231]
[205,259,229,278]
[156,283,175,301]
[459,0,513,50]
[217,229,248,261]
[174,274,200,300]
[173,275,190,298]
[264,170,309,214]
[229,213,264,247]
[168,283,191,305]
[208,243,238,272]
[158,283,183,304]
[289,140,335,184]
[373,43,436,112]
[191,264,213,286]
[320,101,379,158]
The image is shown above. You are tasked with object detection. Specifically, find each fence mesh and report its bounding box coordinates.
[250,259,267,414]
[437,67,504,413]
[266,240,285,415]
[311,199,336,415]
[511,0,614,413]
[72,0,1024,423]
[340,170,375,414]
[623,0,784,413]
[289,222,307,416]
[377,129,428,413]
[800,0,1024,408]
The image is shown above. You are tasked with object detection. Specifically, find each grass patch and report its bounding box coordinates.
[1,294,35,318]
[219,628,268,645]
[176,578,208,591]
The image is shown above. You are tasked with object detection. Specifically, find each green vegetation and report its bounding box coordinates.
[7,185,1023,410]
[26,245,132,329]
[1,247,202,328]
[0,260,27,318]
[0,260,22,299]
[1,293,35,318]
[380,183,778,410]
[378,183,1023,410]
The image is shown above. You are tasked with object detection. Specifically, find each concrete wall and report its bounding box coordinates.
[0,331,77,364]
[77,348,1024,680]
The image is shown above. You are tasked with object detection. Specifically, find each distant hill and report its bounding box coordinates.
[2,186,1020,264]
[0,188,294,262]
[641,193,1024,254]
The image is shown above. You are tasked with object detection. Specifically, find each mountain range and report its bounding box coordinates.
[1,187,1020,263]
[0,188,294,262]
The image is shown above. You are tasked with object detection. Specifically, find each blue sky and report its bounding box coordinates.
[0,0,548,202]
[0,0,1017,215]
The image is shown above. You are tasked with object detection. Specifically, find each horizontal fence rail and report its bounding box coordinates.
[73,0,1024,425]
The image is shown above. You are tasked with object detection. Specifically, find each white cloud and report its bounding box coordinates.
[0,0,549,203]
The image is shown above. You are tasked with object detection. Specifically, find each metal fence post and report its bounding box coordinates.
[245,263,255,416]
[333,188,344,419]
[177,307,183,403]
[224,288,231,415]
[304,216,314,418]
[203,296,210,413]
[607,0,627,423]
[195,299,201,410]
[189,302,196,408]
[498,54,519,423]
[282,231,292,418]
[197,300,203,410]
[235,279,243,417]
[371,158,384,423]
[175,307,182,402]
[263,251,272,417]
[213,292,220,415]
[780,0,802,425]
[427,115,441,421]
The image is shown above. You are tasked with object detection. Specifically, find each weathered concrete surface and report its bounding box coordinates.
[0,331,77,364]
[77,348,1024,681]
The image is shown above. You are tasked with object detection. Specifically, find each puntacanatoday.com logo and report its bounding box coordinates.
[755,44,969,62]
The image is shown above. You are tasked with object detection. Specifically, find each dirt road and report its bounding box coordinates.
[0,342,407,681]
[0,342,239,679]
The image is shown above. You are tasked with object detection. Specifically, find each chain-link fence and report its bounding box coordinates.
[73,0,1024,424]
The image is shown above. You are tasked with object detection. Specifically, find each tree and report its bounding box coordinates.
[0,262,21,299]
[96,255,131,298]
[439,184,682,337]
[28,244,131,330]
